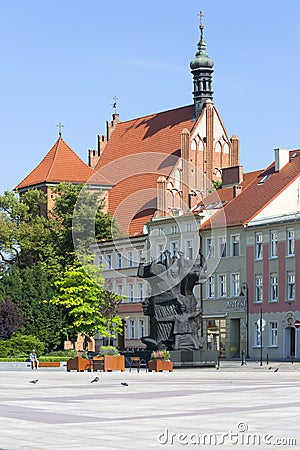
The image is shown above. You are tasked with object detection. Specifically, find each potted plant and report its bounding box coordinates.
[94,346,125,372]
[148,349,173,372]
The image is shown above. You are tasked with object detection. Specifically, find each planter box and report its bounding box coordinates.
[103,355,125,372]
[148,359,173,372]
[67,356,91,372]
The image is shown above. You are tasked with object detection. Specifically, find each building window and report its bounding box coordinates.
[170,241,178,258]
[255,322,262,347]
[117,252,122,268]
[116,284,123,297]
[270,274,278,302]
[106,254,112,269]
[219,236,227,258]
[157,244,164,262]
[138,250,144,262]
[128,284,134,302]
[138,283,144,301]
[206,237,215,258]
[171,225,179,234]
[270,231,278,258]
[287,228,295,256]
[269,321,278,347]
[231,235,240,256]
[129,320,135,339]
[287,272,295,301]
[127,251,133,268]
[255,233,263,260]
[255,275,263,303]
[185,240,193,260]
[218,274,227,297]
[186,223,193,232]
[231,273,240,297]
[207,276,215,298]
[138,319,145,338]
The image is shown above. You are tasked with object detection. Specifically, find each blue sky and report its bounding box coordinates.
[1,0,300,194]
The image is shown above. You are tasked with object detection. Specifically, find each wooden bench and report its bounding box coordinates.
[38,361,61,368]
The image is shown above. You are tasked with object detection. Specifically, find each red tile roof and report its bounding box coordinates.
[94,105,195,235]
[15,137,97,190]
[193,170,261,213]
[200,153,300,231]
[118,303,143,313]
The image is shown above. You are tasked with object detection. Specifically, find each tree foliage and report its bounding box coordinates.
[0,264,67,352]
[0,189,58,270]
[0,299,24,339]
[0,183,121,350]
[49,264,123,341]
[50,182,122,267]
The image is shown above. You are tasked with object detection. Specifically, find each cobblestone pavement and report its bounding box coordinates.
[0,365,299,449]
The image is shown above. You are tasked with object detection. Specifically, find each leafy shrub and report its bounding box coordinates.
[98,345,119,356]
[0,333,45,358]
[44,349,78,358]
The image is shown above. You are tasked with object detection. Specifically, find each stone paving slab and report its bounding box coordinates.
[0,365,299,449]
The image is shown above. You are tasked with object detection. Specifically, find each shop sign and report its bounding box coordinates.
[226,299,246,309]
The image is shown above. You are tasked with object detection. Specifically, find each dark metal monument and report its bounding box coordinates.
[137,250,218,367]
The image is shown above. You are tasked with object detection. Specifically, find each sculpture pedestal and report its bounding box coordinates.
[170,350,218,367]
[148,359,173,372]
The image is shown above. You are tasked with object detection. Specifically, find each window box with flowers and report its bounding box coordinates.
[148,350,173,372]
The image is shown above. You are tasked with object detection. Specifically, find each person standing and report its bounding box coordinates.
[29,349,39,370]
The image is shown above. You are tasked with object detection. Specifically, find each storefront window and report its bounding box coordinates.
[206,319,226,357]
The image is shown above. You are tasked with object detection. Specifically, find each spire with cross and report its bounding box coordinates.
[56,122,64,138]
[190,10,214,119]
[198,11,204,38]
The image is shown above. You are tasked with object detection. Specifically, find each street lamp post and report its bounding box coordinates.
[241,282,250,359]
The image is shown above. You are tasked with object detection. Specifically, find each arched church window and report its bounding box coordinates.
[174,169,181,190]
[215,141,222,153]
[223,143,229,154]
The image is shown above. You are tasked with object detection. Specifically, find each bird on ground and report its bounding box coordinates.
[274,368,279,372]
[91,376,100,383]
[29,379,39,384]
[121,382,128,386]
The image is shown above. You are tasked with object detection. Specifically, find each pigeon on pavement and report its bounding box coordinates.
[91,376,100,383]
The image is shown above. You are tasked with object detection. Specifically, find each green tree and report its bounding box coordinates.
[0,264,66,352]
[49,264,123,345]
[0,189,58,271]
[50,182,121,267]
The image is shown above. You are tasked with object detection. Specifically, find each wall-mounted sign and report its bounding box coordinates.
[226,299,246,309]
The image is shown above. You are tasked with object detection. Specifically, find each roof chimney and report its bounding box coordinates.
[221,165,243,187]
[274,148,289,172]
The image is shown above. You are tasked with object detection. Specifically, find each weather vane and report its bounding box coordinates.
[56,122,64,138]
[111,96,118,114]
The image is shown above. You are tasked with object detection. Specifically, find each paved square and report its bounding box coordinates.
[0,363,299,449]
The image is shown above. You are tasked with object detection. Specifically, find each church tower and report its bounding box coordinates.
[190,12,214,120]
